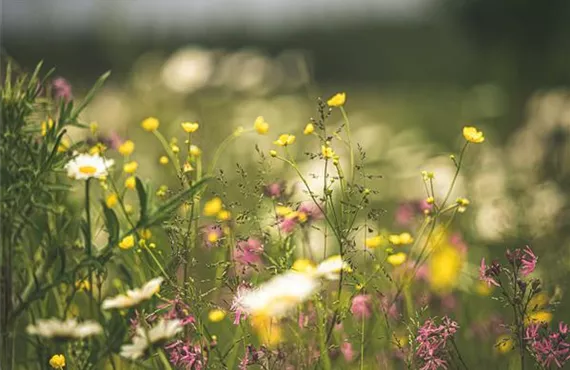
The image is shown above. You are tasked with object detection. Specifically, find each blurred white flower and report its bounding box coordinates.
[120,319,182,360]
[475,199,516,242]
[315,255,351,280]
[161,47,214,93]
[232,271,319,319]
[64,153,114,180]
[27,318,102,339]
[527,182,565,237]
[102,277,163,310]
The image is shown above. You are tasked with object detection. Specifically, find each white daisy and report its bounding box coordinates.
[102,277,164,310]
[26,318,102,339]
[64,153,114,180]
[120,319,182,360]
[315,255,351,280]
[233,271,319,319]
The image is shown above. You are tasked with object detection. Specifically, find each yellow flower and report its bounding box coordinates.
[303,123,314,135]
[388,234,401,245]
[269,150,277,157]
[474,281,493,296]
[203,197,223,216]
[208,309,226,322]
[254,116,269,135]
[526,311,553,326]
[75,280,91,291]
[181,122,199,133]
[119,235,135,250]
[159,156,169,165]
[125,176,136,190]
[273,134,296,147]
[41,118,55,136]
[89,143,106,155]
[139,229,152,240]
[207,231,219,244]
[57,138,70,153]
[123,161,138,174]
[217,210,231,221]
[118,140,135,156]
[183,162,193,173]
[462,126,485,143]
[190,145,201,157]
[321,145,335,159]
[105,193,118,208]
[365,236,384,249]
[49,354,66,369]
[327,92,346,107]
[171,144,180,154]
[251,315,282,347]
[275,205,293,217]
[141,117,160,132]
[428,245,463,294]
[495,335,514,354]
[398,232,414,245]
[291,259,317,274]
[387,252,407,266]
[89,122,99,134]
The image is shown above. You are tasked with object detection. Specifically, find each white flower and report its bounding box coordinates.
[26,318,102,339]
[64,153,114,180]
[102,277,163,310]
[315,255,351,280]
[233,271,319,319]
[120,319,182,360]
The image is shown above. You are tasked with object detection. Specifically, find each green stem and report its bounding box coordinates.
[340,107,355,184]
[440,142,468,209]
[317,302,332,370]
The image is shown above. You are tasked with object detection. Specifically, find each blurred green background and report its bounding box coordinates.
[4,0,570,334]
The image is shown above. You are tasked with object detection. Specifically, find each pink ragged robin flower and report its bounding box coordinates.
[520,245,538,277]
[525,321,570,368]
[479,258,500,287]
[415,316,459,370]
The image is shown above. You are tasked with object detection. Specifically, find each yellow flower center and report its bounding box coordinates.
[78,166,97,175]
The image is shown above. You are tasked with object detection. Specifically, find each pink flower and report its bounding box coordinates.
[264,182,284,198]
[52,77,73,102]
[520,246,538,277]
[526,321,570,368]
[351,294,373,319]
[298,201,324,221]
[279,217,297,233]
[231,283,252,325]
[166,341,205,369]
[415,316,459,370]
[479,258,500,287]
[234,238,264,275]
[340,341,355,362]
[395,202,415,226]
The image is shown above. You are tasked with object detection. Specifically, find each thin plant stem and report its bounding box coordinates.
[340,107,355,183]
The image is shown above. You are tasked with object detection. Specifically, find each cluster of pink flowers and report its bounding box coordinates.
[415,316,459,370]
[166,341,205,369]
[233,238,264,275]
[525,322,570,368]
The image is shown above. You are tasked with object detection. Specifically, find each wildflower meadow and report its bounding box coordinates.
[1,61,570,370]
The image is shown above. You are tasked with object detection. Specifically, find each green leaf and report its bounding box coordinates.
[144,177,209,227]
[101,201,120,245]
[135,177,148,225]
[70,71,111,120]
